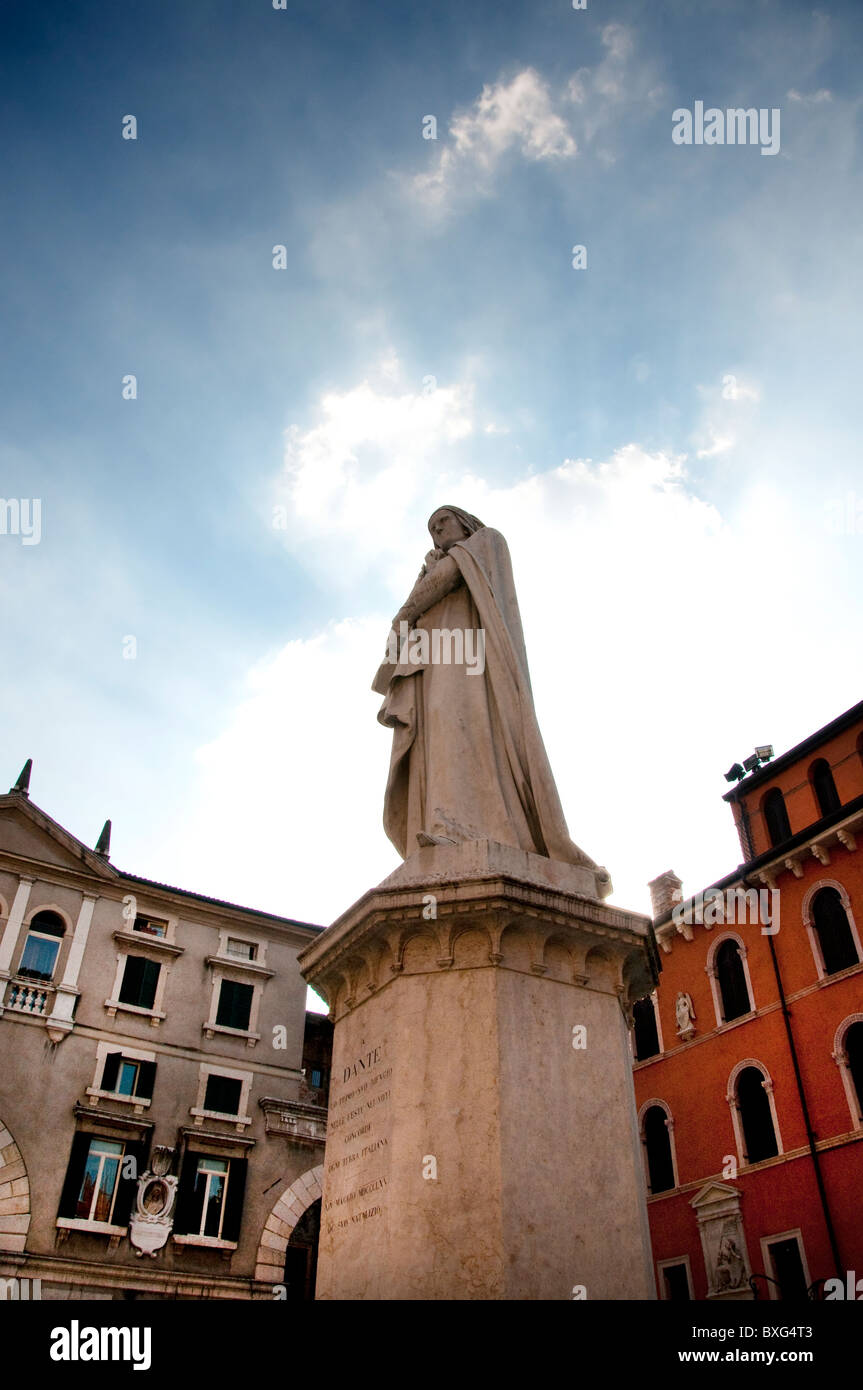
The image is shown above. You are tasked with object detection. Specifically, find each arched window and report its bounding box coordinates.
[763,788,791,847]
[633,996,660,1061]
[716,938,751,1022]
[845,1023,863,1123]
[643,1105,675,1194]
[737,1066,779,1163]
[18,910,66,982]
[810,759,841,818]
[812,887,859,975]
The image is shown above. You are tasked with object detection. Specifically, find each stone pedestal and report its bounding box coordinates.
[298,841,659,1301]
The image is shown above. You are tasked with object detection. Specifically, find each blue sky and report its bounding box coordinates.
[2,0,862,964]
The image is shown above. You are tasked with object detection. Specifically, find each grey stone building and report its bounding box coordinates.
[0,766,331,1300]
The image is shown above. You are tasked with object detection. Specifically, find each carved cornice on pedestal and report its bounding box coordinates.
[298,844,655,1024]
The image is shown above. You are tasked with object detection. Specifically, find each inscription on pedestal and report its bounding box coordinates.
[323,1037,392,1236]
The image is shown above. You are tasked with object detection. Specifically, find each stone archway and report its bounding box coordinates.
[0,1117,31,1253]
[254,1163,324,1284]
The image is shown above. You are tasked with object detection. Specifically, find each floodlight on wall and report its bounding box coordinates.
[724,745,775,782]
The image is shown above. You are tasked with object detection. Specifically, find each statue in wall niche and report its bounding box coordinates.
[714,1223,747,1291]
[372,506,600,871]
[675,991,696,1039]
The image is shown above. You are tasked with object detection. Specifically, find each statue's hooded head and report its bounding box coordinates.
[427,506,485,552]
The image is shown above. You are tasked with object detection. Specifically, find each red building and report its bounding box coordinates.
[633,699,863,1301]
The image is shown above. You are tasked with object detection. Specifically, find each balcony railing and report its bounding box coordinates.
[5,979,55,1016]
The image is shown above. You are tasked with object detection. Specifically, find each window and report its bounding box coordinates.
[216,979,253,1031]
[633,996,660,1061]
[118,955,161,1010]
[18,910,65,981]
[715,939,752,1022]
[809,759,841,818]
[661,1262,691,1301]
[173,1151,247,1243]
[643,1105,675,1194]
[765,1236,808,1300]
[225,938,256,960]
[310,1068,325,1090]
[133,915,167,939]
[763,788,792,847]
[100,1052,156,1102]
[737,1066,778,1163]
[846,1022,863,1121]
[57,1131,147,1230]
[204,1074,242,1116]
[811,887,859,975]
[76,1138,123,1222]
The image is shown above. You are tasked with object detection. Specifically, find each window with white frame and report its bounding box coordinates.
[56,1129,149,1232]
[191,1064,253,1131]
[105,934,179,1024]
[639,1100,677,1195]
[760,1230,810,1300]
[132,914,168,939]
[707,933,755,1027]
[833,1014,863,1130]
[203,945,272,1044]
[172,1149,247,1246]
[658,1257,693,1301]
[17,910,66,981]
[727,1059,783,1167]
[87,1042,157,1108]
[225,937,257,960]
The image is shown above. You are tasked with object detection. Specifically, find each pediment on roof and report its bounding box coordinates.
[0,795,117,880]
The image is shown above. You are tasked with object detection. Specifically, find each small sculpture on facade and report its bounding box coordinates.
[675,991,696,1040]
[129,1146,178,1258]
[714,1223,747,1291]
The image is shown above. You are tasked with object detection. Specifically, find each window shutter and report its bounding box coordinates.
[101,1053,123,1091]
[140,958,160,1009]
[135,1060,157,1100]
[172,1151,205,1236]
[56,1132,93,1219]
[119,956,143,1005]
[221,1158,247,1243]
[112,1137,149,1228]
[216,980,253,1030]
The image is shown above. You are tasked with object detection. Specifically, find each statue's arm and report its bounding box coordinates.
[393,553,461,627]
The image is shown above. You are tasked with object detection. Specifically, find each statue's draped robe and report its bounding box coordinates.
[373,527,591,866]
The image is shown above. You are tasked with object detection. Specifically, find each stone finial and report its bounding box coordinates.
[95,819,112,857]
[647,870,683,921]
[10,759,32,796]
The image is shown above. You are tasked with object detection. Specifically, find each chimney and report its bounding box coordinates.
[647,870,683,921]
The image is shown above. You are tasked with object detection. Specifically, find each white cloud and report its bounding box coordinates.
[411,68,577,209]
[402,28,661,213]
[787,89,833,104]
[276,357,475,583]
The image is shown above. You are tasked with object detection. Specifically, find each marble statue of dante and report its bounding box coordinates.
[372,506,595,867]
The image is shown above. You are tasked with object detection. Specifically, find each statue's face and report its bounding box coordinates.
[429,510,468,552]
